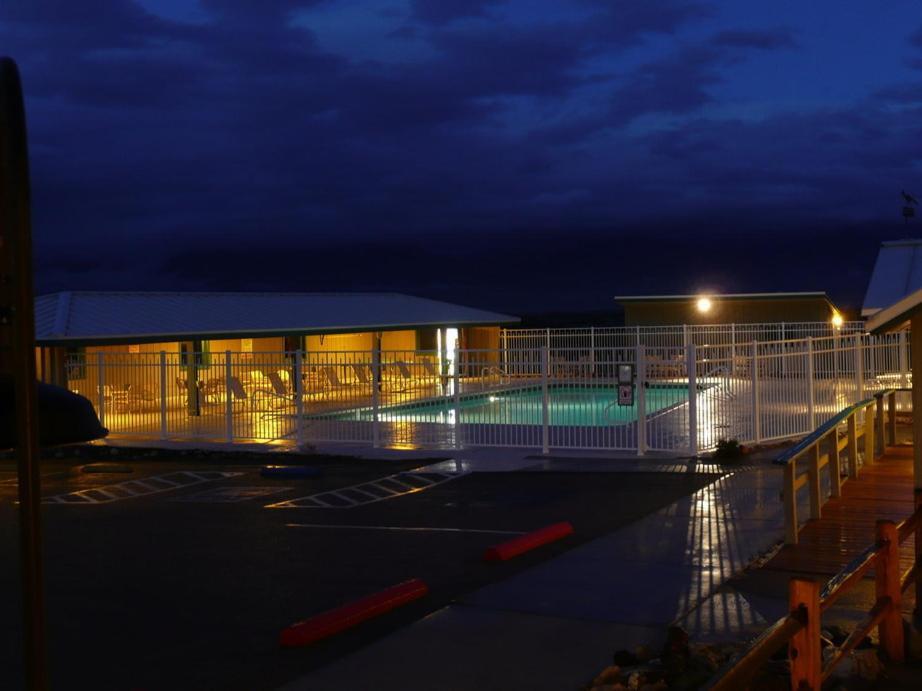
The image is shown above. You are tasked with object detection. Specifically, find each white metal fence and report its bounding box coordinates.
[65,326,911,456]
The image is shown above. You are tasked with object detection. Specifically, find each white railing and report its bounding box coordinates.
[501,321,866,351]
[64,328,909,456]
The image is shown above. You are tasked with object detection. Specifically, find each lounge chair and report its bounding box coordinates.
[251,370,297,409]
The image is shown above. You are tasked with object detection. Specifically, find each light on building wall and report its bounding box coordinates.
[696,297,713,314]
[831,312,844,329]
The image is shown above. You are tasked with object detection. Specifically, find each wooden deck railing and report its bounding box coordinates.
[774,389,904,545]
[704,503,922,690]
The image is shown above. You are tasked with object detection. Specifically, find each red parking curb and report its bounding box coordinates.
[482,521,574,562]
[279,578,429,647]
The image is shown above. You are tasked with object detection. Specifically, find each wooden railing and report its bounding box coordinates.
[704,504,922,690]
[774,389,903,545]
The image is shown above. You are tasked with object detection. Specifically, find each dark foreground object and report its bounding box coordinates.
[0,375,107,448]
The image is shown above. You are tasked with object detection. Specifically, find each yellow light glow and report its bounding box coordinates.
[831,312,844,329]
[696,297,712,314]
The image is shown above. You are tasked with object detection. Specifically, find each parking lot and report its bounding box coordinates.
[1,448,722,690]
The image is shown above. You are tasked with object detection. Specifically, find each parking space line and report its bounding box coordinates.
[285,523,526,535]
[43,470,244,505]
[265,469,470,509]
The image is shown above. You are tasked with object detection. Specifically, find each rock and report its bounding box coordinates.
[592,665,621,686]
[613,650,639,667]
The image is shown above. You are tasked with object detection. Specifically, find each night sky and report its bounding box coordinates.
[3,1,922,317]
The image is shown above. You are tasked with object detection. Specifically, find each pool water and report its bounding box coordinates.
[340,385,690,427]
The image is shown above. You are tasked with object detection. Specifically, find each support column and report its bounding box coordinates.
[687,343,697,456]
[806,337,815,430]
[636,345,647,456]
[541,346,549,455]
[911,315,922,490]
[372,333,381,448]
[159,351,167,440]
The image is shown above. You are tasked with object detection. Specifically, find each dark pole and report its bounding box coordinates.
[0,57,47,690]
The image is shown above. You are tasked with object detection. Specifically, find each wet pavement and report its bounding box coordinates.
[1,449,718,690]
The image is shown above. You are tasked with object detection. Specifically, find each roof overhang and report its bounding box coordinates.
[614,292,835,306]
[35,318,516,347]
[865,286,922,334]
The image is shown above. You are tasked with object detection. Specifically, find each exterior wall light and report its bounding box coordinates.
[696,297,712,314]
[831,312,844,329]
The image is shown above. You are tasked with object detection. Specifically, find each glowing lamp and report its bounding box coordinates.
[831,313,844,329]
[696,297,712,314]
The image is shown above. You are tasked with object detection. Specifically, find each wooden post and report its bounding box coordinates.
[915,490,922,624]
[864,403,875,466]
[828,430,841,498]
[784,462,798,545]
[808,446,822,520]
[887,391,897,447]
[910,316,922,491]
[875,521,905,662]
[847,414,859,479]
[875,393,885,458]
[788,578,822,690]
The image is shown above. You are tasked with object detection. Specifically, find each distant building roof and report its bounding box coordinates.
[862,239,922,317]
[614,292,832,303]
[866,286,922,334]
[35,291,519,345]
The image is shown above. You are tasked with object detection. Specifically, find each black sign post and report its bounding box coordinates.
[0,57,47,691]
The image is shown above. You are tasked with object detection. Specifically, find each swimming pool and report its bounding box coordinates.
[332,385,690,427]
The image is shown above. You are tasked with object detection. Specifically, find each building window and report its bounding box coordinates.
[65,347,87,380]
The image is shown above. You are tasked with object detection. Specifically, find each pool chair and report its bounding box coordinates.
[251,371,297,409]
[388,360,442,393]
[350,363,374,387]
[124,384,157,413]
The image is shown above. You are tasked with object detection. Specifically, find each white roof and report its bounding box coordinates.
[35,291,518,344]
[866,286,922,334]
[862,239,922,317]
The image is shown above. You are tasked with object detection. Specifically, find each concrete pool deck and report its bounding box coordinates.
[279,463,786,691]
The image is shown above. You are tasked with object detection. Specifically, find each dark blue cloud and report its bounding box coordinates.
[410,0,502,26]
[2,0,920,314]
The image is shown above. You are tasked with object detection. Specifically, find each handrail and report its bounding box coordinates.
[776,389,904,545]
[704,507,922,690]
[773,396,876,466]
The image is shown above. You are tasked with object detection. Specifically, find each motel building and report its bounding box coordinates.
[34,291,518,447]
[27,286,906,456]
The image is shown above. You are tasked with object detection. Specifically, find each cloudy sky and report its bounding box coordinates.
[3,1,922,315]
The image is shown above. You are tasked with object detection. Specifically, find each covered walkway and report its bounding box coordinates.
[765,445,918,580]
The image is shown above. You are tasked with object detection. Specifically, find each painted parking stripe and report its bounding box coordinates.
[173,486,292,503]
[265,469,469,509]
[42,470,243,505]
[286,523,526,535]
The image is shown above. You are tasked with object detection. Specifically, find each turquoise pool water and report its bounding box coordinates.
[339,385,689,427]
